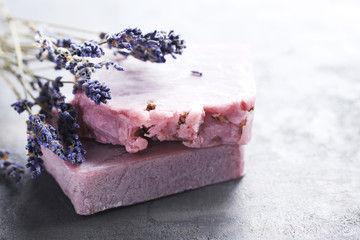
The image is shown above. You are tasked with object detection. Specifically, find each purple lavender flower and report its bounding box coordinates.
[0,150,24,183]
[56,101,86,165]
[161,30,186,57]
[56,102,80,137]
[27,114,66,161]
[26,135,43,157]
[65,55,82,72]
[0,160,24,183]
[27,86,87,176]
[56,38,76,48]
[131,30,186,63]
[64,57,96,79]
[25,122,46,179]
[105,29,185,63]
[72,79,86,94]
[83,80,111,105]
[43,39,54,53]
[71,41,104,58]
[26,156,44,179]
[55,47,71,68]
[30,76,87,169]
[36,38,56,62]
[73,61,95,79]
[11,99,34,114]
[36,80,56,117]
[66,145,86,165]
[35,77,66,117]
[53,76,64,91]
[72,78,111,105]
[35,48,46,62]
[105,28,142,50]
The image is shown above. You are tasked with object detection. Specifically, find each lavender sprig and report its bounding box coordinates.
[71,41,104,58]
[11,99,34,114]
[27,114,66,160]
[24,113,66,178]
[10,77,86,178]
[26,156,44,179]
[34,78,86,166]
[25,135,42,157]
[56,101,86,165]
[35,79,57,117]
[56,38,76,48]
[105,28,142,50]
[103,28,186,63]
[0,150,24,183]
[83,80,111,105]
[25,134,44,178]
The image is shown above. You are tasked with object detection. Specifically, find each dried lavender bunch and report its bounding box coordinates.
[0,3,185,180]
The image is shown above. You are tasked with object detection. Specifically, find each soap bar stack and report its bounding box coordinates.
[42,45,256,215]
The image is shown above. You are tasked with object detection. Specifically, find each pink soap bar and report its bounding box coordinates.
[74,45,255,153]
[42,140,244,215]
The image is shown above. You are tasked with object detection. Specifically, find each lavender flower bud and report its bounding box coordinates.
[11,99,34,114]
[0,150,24,183]
[27,114,66,161]
[106,28,142,50]
[56,101,86,165]
[26,156,44,179]
[77,80,111,105]
[71,41,104,58]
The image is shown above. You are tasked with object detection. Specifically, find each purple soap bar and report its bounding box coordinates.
[74,45,255,153]
[42,140,244,215]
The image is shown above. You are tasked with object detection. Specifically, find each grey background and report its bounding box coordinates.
[1,0,360,239]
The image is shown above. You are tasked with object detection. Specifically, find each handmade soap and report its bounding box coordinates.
[73,45,255,153]
[42,140,245,215]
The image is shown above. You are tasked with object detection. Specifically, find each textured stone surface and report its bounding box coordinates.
[1,0,360,239]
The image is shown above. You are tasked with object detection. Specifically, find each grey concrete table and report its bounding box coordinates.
[1,0,360,239]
